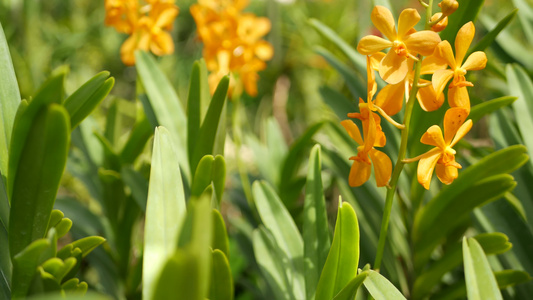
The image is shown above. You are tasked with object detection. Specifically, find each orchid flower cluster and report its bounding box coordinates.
[104,0,179,66]
[190,0,274,96]
[342,1,487,190]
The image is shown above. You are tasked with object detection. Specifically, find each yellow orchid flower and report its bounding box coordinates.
[432,22,487,112]
[357,6,441,84]
[120,1,179,65]
[404,107,472,189]
[371,52,447,114]
[105,0,139,34]
[341,111,392,187]
[191,0,273,96]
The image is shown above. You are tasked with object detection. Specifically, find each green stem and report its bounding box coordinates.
[373,0,434,272]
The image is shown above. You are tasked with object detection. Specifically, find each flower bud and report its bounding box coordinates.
[439,0,459,17]
[431,13,448,32]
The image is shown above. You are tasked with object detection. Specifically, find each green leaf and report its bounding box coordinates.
[468,96,517,124]
[120,166,149,212]
[191,155,214,198]
[191,76,229,176]
[0,21,21,182]
[63,72,114,129]
[210,249,234,300]
[495,270,532,289]
[8,103,70,258]
[45,210,64,235]
[11,239,51,298]
[413,174,517,270]
[314,46,364,98]
[41,257,77,283]
[135,51,189,179]
[57,236,106,260]
[363,269,406,300]
[119,113,153,165]
[315,200,360,300]
[187,61,202,171]
[212,155,226,206]
[253,180,305,299]
[54,218,72,238]
[7,71,66,199]
[412,145,528,268]
[440,0,485,46]
[308,19,365,74]
[61,278,88,294]
[332,271,368,300]
[252,226,293,299]
[507,64,533,169]
[463,237,503,300]
[303,145,331,299]
[319,86,357,121]
[143,126,187,300]
[212,209,229,257]
[152,249,203,300]
[469,9,518,55]
[412,232,513,300]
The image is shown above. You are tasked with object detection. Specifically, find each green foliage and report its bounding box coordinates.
[463,237,503,300]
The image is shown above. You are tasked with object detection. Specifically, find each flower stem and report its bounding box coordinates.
[373,59,422,271]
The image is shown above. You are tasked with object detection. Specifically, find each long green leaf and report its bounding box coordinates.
[187,61,202,171]
[252,226,293,299]
[9,104,69,258]
[303,145,331,299]
[463,237,503,300]
[315,200,359,300]
[253,181,305,299]
[210,249,233,300]
[507,64,533,169]
[135,51,189,179]
[0,174,11,298]
[314,46,364,98]
[7,71,65,199]
[332,271,368,300]
[0,21,21,183]
[212,209,229,257]
[152,249,202,300]
[468,96,517,124]
[191,76,229,176]
[119,112,153,165]
[63,72,114,129]
[11,239,51,298]
[363,269,407,300]
[142,126,187,300]
[469,9,518,55]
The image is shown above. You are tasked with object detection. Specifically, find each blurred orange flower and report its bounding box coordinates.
[191,0,273,96]
[105,0,179,65]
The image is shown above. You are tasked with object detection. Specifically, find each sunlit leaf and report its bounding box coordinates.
[463,237,503,300]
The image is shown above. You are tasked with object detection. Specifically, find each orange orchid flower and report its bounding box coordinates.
[371,52,447,114]
[120,2,179,65]
[357,6,441,84]
[404,107,472,189]
[341,109,392,187]
[432,22,487,112]
[105,0,139,34]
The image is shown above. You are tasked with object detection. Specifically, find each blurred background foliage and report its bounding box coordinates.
[2,0,533,299]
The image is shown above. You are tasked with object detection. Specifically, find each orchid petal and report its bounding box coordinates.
[369,52,386,70]
[417,149,441,190]
[403,30,441,56]
[455,21,475,65]
[443,107,469,144]
[434,41,456,69]
[450,119,473,147]
[375,81,404,116]
[398,8,421,38]
[461,51,487,71]
[340,120,364,145]
[432,69,454,98]
[448,86,470,110]
[417,80,444,111]
[420,54,448,75]
[379,50,409,84]
[436,162,459,185]
[369,149,392,187]
[421,125,446,149]
[348,158,372,187]
[357,35,393,55]
[371,6,397,41]
[150,31,174,55]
